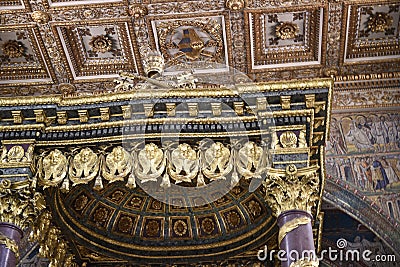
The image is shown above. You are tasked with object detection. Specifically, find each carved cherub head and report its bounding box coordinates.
[145,143,159,159]
[112,147,125,161]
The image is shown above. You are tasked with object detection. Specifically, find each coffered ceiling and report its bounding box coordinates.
[0,0,399,96]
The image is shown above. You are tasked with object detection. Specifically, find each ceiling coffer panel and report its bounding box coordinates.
[146,12,232,74]
[0,24,55,85]
[343,1,400,64]
[245,4,328,71]
[52,19,140,82]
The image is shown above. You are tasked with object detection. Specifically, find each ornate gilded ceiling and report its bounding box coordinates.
[0,0,399,96]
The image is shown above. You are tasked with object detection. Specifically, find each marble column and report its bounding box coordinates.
[0,223,22,267]
[263,164,320,267]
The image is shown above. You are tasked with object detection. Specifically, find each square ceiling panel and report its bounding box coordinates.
[343,1,400,63]
[147,12,232,74]
[245,5,327,71]
[52,19,139,82]
[0,0,29,12]
[45,0,123,8]
[0,25,55,85]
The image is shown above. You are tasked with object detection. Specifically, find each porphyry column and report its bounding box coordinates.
[264,164,320,267]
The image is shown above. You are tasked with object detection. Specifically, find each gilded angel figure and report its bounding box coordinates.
[102,146,132,182]
[202,142,232,180]
[39,149,68,187]
[135,143,165,182]
[69,148,99,185]
[169,143,198,183]
[237,141,264,179]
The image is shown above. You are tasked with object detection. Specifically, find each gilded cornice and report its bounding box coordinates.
[0,79,332,107]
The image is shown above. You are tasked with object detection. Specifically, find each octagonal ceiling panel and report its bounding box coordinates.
[0,24,55,85]
[245,5,327,72]
[52,19,140,82]
[342,1,400,64]
[147,12,232,74]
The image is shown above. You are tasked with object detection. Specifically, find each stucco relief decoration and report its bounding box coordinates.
[89,35,113,53]
[367,12,393,33]
[31,11,50,24]
[275,22,299,40]
[2,40,24,58]
[129,4,148,19]
[225,0,245,11]
[156,18,224,65]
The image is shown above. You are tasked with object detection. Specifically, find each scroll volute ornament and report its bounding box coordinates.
[263,164,320,217]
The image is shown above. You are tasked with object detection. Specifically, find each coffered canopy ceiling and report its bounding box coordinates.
[0,0,399,95]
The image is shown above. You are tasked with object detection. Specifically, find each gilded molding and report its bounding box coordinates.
[289,258,319,267]
[0,232,19,259]
[278,217,311,245]
[0,79,332,107]
[30,211,78,267]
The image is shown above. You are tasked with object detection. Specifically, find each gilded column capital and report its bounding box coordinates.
[30,210,78,267]
[0,179,45,229]
[263,164,320,217]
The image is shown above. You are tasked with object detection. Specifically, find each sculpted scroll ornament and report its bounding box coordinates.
[263,164,320,217]
[1,145,34,163]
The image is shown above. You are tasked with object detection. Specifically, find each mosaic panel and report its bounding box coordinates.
[326,112,400,223]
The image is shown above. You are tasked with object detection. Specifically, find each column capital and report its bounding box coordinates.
[263,164,320,217]
[0,179,45,229]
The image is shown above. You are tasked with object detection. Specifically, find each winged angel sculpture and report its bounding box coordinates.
[38,149,68,188]
[168,143,199,184]
[201,142,233,181]
[102,146,133,183]
[134,143,166,183]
